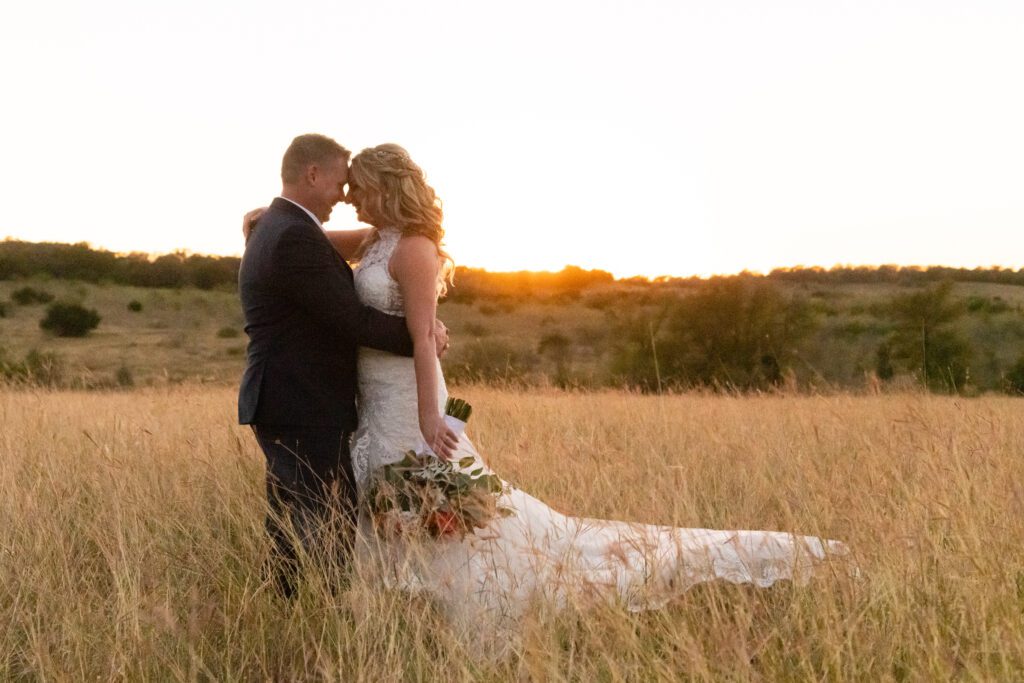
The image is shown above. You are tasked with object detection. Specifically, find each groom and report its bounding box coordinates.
[238,133,453,597]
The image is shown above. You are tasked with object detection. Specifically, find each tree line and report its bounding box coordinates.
[3,239,1024,294]
[0,241,240,290]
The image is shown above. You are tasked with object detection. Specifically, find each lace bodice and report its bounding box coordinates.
[354,228,404,316]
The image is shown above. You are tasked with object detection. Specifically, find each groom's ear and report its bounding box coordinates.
[304,164,319,186]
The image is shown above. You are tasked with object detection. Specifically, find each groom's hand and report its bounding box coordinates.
[434,320,450,358]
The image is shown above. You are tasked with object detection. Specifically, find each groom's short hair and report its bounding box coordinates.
[281,134,350,184]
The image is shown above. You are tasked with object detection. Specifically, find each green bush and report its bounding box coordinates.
[965,295,1010,315]
[12,286,55,306]
[875,343,895,380]
[0,302,6,318]
[477,300,517,317]
[1006,357,1024,395]
[127,300,143,312]
[40,303,101,338]
[885,282,971,392]
[442,339,538,384]
[115,365,134,387]
[538,332,573,387]
[611,280,815,391]
[217,326,240,339]
[0,348,65,386]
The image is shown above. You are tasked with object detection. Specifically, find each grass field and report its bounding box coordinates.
[2,386,1023,680]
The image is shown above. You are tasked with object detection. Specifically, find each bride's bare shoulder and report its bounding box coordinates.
[389,234,439,281]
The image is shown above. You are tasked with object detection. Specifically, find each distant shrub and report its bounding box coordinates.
[226,346,245,357]
[0,302,6,318]
[538,332,573,387]
[443,287,475,305]
[478,299,517,316]
[866,302,889,317]
[611,280,816,392]
[875,343,895,381]
[217,326,240,339]
[443,339,538,384]
[24,349,64,385]
[809,300,839,317]
[127,300,143,312]
[885,282,971,392]
[40,303,101,337]
[1006,356,1024,395]
[574,324,607,349]
[835,319,886,340]
[966,296,1010,315]
[0,348,65,386]
[115,365,134,387]
[538,332,571,357]
[12,286,55,306]
[582,291,623,310]
[835,321,867,339]
[463,322,489,337]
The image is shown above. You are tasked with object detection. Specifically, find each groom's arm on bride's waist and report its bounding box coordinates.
[275,223,414,357]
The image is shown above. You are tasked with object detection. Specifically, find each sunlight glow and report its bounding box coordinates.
[1,1,1022,277]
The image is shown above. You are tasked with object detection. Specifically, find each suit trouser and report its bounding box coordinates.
[251,425,357,597]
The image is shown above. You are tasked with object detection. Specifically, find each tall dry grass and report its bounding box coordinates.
[1,386,1023,680]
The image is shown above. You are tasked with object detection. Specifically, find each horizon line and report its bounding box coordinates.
[3,236,1023,282]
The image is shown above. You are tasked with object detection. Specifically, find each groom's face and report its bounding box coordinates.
[309,155,350,223]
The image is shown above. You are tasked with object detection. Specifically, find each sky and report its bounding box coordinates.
[1,0,1022,278]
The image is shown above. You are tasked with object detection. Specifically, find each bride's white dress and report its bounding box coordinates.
[349,228,846,645]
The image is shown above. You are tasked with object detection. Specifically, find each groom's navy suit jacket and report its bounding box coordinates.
[238,198,414,431]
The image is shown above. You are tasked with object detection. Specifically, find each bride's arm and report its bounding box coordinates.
[391,235,459,459]
[242,208,370,260]
[323,228,372,260]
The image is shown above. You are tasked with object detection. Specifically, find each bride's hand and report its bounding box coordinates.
[242,207,269,243]
[421,413,459,460]
[433,320,450,358]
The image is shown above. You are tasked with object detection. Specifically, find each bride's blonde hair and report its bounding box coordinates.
[351,143,454,295]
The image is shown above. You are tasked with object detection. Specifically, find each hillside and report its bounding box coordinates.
[2,274,1023,393]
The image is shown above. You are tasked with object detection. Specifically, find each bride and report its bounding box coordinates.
[246,144,848,648]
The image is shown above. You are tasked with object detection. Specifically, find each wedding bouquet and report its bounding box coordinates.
[366,398,514,539]
[443,397,472,435]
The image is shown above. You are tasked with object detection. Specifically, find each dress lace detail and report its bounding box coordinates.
[349,229,849,655]
[353,227,404,316]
